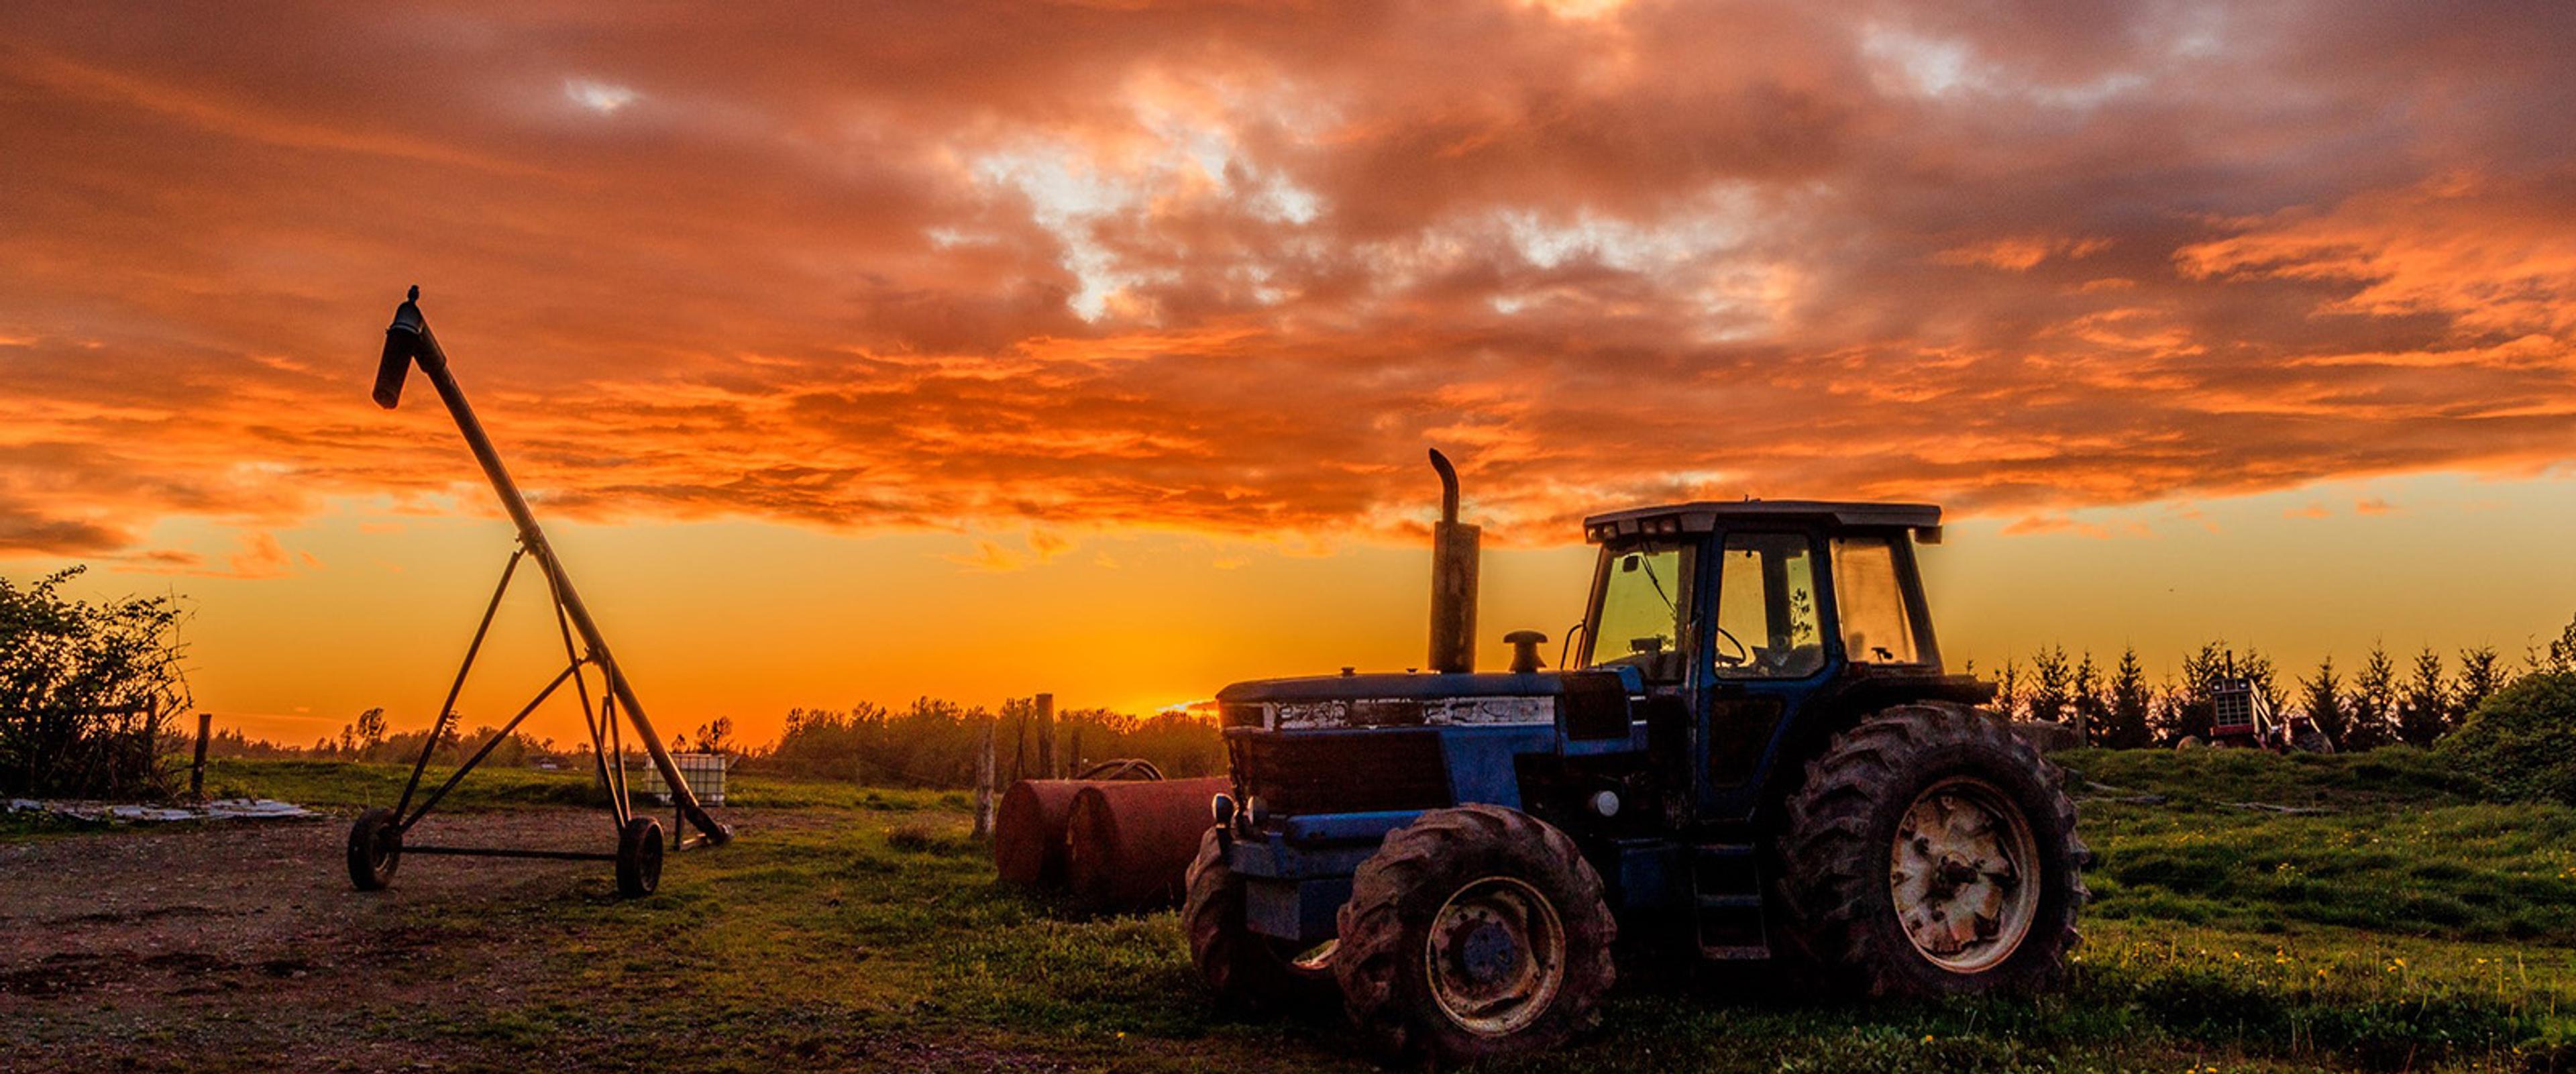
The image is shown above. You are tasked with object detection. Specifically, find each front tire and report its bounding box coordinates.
[1333,805,1615,1063]
[1780,704,2086,998]
[1183,828,1336,1013]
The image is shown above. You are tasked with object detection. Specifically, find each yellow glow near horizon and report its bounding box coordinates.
[15,469,2576,752]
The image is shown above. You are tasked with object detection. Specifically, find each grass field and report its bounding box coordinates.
[9,749,2576,1072]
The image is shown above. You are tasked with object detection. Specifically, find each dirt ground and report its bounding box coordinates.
[0,808,840,1073]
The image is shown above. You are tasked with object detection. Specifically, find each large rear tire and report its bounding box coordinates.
[1780,704,2086,998]
[1183,828,1336,1013]
[1333,805,1615,1063]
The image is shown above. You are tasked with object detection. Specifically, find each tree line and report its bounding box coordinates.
[284,706,562,769]
[1982,615,2576,751]
[746,696,1223,786]
[206,694,1226,790]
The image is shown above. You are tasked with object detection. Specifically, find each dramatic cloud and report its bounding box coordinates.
[3,0,2572,558]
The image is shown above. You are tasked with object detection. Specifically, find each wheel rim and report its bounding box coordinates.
[366,822,398,875]
[1888,775,2041,975]
[1423,876,1565,1038]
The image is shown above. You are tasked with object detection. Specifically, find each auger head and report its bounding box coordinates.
[375,284,426,409]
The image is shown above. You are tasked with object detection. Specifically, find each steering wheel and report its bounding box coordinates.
[1714,627,1750,666]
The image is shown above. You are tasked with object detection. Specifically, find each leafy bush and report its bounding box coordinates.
[0,568,191,798]
[2439,671,2576,804]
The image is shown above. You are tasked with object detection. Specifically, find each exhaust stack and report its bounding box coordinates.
[1428,449,1480,674]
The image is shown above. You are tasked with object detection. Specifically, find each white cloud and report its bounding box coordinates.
[564,78,641,115]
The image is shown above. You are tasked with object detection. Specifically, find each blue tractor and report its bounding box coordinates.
[1185,464,2088,1062]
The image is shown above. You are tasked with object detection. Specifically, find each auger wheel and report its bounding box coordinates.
[1780,702,2088,997]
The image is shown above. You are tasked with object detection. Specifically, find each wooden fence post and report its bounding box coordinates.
[190,712,213,800]
[1036,692,1057,779]
[971,716,996,841]
[1009,705,1027,784]
[138,702,158,799]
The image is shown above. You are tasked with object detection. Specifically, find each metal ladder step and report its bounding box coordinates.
[1689,843,1771,960]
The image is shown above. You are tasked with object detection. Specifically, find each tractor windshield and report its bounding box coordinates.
[1585,541,1695,683]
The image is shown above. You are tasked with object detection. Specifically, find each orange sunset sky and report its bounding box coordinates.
[5,1,2576,750]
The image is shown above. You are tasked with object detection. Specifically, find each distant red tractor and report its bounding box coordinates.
[2178,678,2333,753]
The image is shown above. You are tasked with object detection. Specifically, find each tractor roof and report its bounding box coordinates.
[1581,500,1941,542]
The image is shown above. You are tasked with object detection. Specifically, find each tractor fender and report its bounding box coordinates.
[1750,674,1998,828]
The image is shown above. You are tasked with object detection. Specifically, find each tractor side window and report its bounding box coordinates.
[1832,535,1921,664]
[1713,533,1823,679]
[1587,543,1694,683]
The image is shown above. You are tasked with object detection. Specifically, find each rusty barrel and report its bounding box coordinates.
[1064,776,1228,912]
[994,779,1091,890]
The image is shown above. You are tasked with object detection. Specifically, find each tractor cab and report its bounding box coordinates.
[1574,501,1984,818]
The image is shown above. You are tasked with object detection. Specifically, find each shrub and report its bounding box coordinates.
[0,568,191,799]
[2438,671,2576,804]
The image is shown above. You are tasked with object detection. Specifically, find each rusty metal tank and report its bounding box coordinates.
[993,759,1173,891]
[994,779,1088,889]
[1063,776,1228,912]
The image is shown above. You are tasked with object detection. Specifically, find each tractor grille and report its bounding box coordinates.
[1230,731,1452,816]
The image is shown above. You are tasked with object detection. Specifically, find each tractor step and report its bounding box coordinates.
[1689,843,1772,959]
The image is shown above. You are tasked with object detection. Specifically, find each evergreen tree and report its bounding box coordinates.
[2029,647,2072,724]
[2297,656,2348,747]
[2149,674,2191,745]
[2345,643,2399,750]
[2543,614,2576,673]
[2243,647,2283,716]
[2456,645,2504,722]
[1993,658,2025,721]
[2104,646,2154,748]
[2396,647,2452,747]
[2070,651,2108,745]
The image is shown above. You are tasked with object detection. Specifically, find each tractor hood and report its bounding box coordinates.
[1214,668,1641,732]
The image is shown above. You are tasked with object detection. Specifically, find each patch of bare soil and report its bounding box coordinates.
[0,807,831,1072]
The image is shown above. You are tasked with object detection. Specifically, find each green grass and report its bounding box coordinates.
[24,749,2576,1071]
[379,794,2575,1073]
[354,747,2576,1072]
[2062,747,2576,943]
